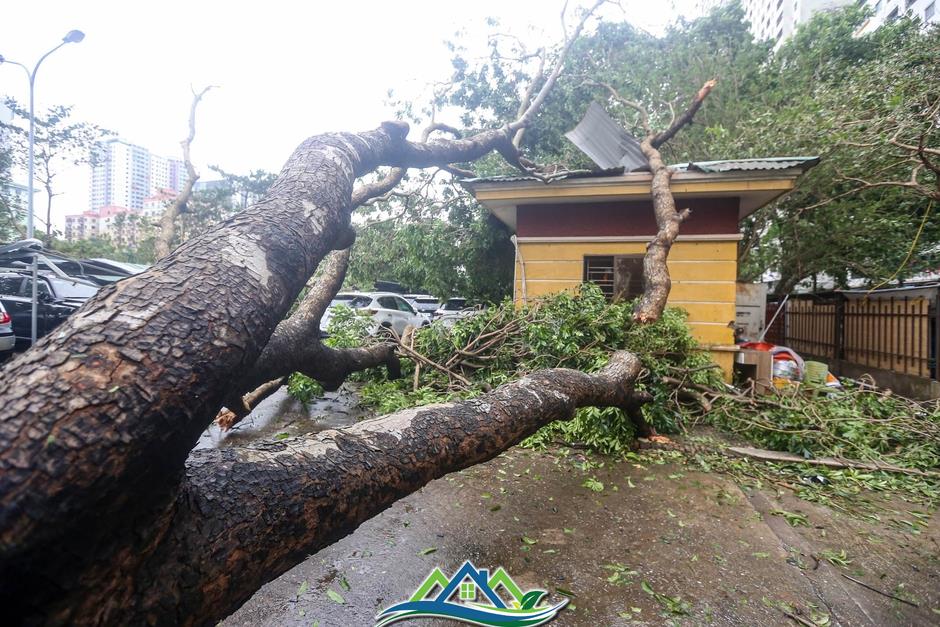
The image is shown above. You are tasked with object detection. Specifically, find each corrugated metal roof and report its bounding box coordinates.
[564,102,648,171]
[677,157,820,173]
[460,157,820,185]
[460,167,624,185]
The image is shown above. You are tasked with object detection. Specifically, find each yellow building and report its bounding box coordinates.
[463,158,818,379]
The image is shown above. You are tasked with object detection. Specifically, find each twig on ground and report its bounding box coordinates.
[840,574,919,607]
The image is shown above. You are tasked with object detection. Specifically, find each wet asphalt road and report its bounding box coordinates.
[201,388,940,626]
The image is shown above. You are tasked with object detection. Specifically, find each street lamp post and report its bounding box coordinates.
[0,30,84,345]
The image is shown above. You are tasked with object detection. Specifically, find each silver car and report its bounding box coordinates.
[0,301,14,354]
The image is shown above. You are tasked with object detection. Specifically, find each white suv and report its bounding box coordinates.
[320,292,428,337]
[0,301,14,355]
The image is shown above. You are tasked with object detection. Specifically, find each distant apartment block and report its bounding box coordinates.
[141,188,178,220]
[1,181,29,231]
[64,205,142,247]
[89,138,187,211]
[743,0,937,44]
[65,187,184,245]
[856,0,938,33]
[742,0,852,44]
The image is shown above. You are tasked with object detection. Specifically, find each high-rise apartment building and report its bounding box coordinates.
[856,0,938,34]
[742,0,852,44]
[89,138,187,211]
[743,0,938,44]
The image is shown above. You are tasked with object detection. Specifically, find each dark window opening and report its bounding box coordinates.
[584,255,644,302]
[584,256,614,299]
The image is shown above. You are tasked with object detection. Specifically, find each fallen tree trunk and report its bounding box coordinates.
[11,351,641,625]
[592,79,716,322]
[0,4,610,621]
[0,122,532,622]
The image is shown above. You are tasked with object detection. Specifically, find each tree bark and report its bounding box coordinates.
[218,166,410,426]
[593,79,717,322]
[0,6,631,622]
[632,135,691,322]
[11,351,642,625]
[0,119,575,625]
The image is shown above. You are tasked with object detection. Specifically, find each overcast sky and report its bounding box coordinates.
[1,0,703,228]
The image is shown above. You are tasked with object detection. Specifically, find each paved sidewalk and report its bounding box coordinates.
[223,444,939,626]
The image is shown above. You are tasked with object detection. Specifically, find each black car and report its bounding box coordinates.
[0,270,98,347]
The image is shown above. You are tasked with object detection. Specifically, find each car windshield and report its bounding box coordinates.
[442,299,466,311]
[50,278,98,299]
[415,298,438,304]
[347,296,373,308]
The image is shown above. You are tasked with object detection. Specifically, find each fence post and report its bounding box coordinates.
[934,291,939,381]
[834,295,845,362]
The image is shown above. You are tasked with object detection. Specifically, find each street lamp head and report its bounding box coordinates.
[63,30,85,44]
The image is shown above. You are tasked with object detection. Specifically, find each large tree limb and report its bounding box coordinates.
[29,351,642,625]
[650,79,716,149]
[155,86,214,259]
[0,122,485,596]
[594,79,717,322]
[1,111,610,583]
[221,165,410,423]
[0,5,614,622]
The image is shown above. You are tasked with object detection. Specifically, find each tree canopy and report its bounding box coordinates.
[388,4,939,295]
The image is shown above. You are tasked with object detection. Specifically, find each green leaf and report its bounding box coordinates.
[418,547,437,556]
[582,478,604,492]
[296,580,309,596]
[326,589,345,604]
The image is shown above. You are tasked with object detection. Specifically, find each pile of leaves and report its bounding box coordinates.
[699,382,940,512]
[302,285,939,512]
[350,284,721,453]
[709,383,940,472]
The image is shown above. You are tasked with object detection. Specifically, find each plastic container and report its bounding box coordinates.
[804,361,828,386]
[772,357,801,381]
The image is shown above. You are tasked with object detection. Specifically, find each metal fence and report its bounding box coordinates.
[768,292,938,380]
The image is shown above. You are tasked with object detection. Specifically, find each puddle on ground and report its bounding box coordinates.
[194,383,373,450]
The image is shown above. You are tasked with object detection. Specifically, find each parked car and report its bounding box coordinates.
[433,297,486,327]
[320,291,428,337]
[319,292,358,335]
[405,294,441,317]
[433,297,467,318]
[0,301,14,356]
[0,270,98,347]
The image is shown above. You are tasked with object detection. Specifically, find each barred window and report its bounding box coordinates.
[584,255,644,302]
[583,255,614,299]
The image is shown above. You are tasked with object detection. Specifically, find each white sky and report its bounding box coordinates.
[0,0,703,230]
